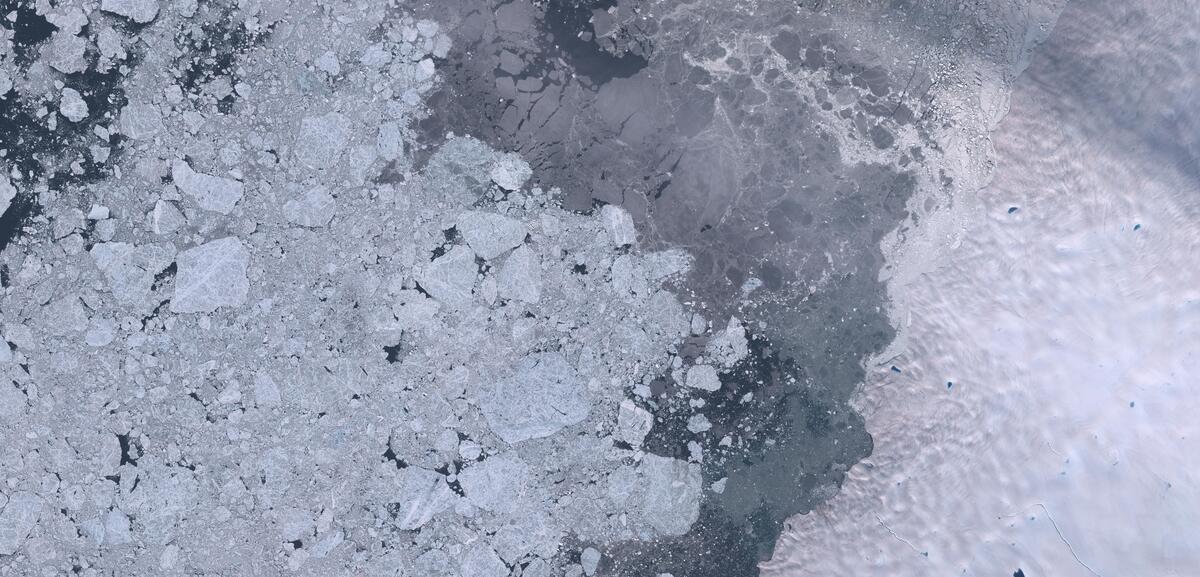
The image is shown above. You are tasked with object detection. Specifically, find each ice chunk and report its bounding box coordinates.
[46,33,87,74]
[0,176,17,218]
[457,453,531,513]
[706,316,749,367]
[254,371,281,407]
[59,87,88,122]
[0,491,43,555]
[480,352,590,443]
[391,467,454,530]
[581,547,601,576]
[275,507,312,542]
[43,296,87,336]
[315,50,340,76]
[104,509,132,545]
[282,184,336,228]
[639,455,702,536]
[419,246,476,308]
[100,0,159,23]
[294,112,351,170]
[646,291,691,340]
[411,550,455,576]
[97,27,126,60]
[497,245,541,303]
[172,160,244,214]
[171,237,250,313]
[490,512,561,563]
[152,200,186,234]
[685,364,721,392]
[600,205,637,247]
[490,152,532,190]
[617,399,653,447]
[90,242,177,306]
[524,559,553,577]
[85,318,117,347]
[456,211,526,260]
[460,543,508,577]
[458,440,482,461]
[686,413,711,433]
[376,121,405,161]
[119,102,163,140]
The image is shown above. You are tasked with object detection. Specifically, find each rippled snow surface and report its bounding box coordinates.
[766,0,1200,575]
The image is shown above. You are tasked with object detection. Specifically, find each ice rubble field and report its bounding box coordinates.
[0,4,749,575]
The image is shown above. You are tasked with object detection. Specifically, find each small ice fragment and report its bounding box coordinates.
[457,453,531,513]
[294,112,351,170]
[479,352,589,443]
[159,544,179,569]
[100,0,159,23]
[172,160,244,214]
[376,121,405,160]
[59,88,88,122]
[711,478,727,494]
[638,455,702,536]
[90,242,176,306]
[87,204,110,220]
[152,200,186,234]
[600,205,636,247]
[460,543,508,577]
[416,20,440,37]
[706,316,749,367]
[458,439,482,461]
[0,492,43,554]
[282,184,336,228]
[217,384,241,404]
[685,364,721,391]
[104,509,132,545]
[171,237,250,313]
[46,33,87,74]
[490,152,532,191]
[498,245,541,303]
[617,399,653,447]
[419,246,476,308]
[391,467,454,530]
[457,211,526,259]
[85,318,117,347]
[0,175,17,217]
[119,102,164,140]
[315,50,340,76]
[581,547,601,576]
[414,58,436,82]
[254,372,281,407]
[686,413,711,433]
